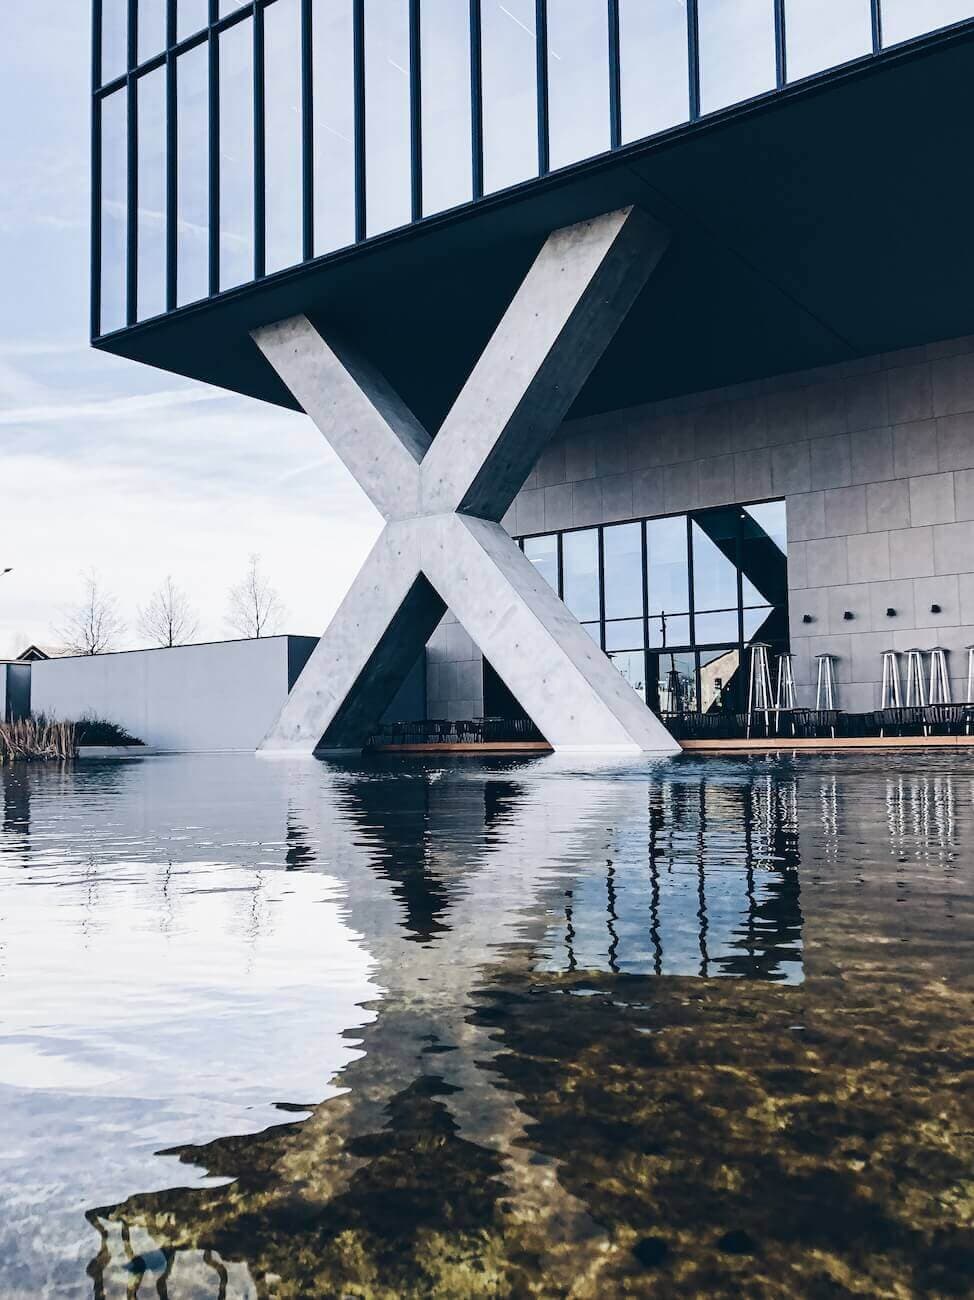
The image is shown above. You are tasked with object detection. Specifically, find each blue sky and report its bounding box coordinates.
[0,3,380,656]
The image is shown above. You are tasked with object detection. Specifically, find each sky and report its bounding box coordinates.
[0,3,381,658]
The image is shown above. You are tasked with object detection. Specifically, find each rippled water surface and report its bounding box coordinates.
[0,752,971,1298]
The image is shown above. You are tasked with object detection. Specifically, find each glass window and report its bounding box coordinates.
[178,0,209,42]
[220,1,247,15]
[652,651,697,714]
[365,0,411,237]
[743,607,775,641]
[582,621,601,644]
[609,650,646,702]
[648,613,691,648]
[698,0,777,114]
[176,43,209,306]
[700,648,740,714]
[524,534,558,593]
[99,89,128,334]
[646,515,689,615]
[136,67,167,321]
[692,516,738,611]
[741,501,787,608]
[102,0,128,83]
[219,17,255,290]
[546,0,610,170]
[562,529,600,622]
[481,0,539,193]
[264,0,303,274]
[695,610,739,644]
[881,1,974,46]
[619,0,690,142]
[605,619,644,652]
[421,0,472,215]
[138,0,167,62]
[313,0,356,255]
[603,523,643,619]
[785,0,871,80]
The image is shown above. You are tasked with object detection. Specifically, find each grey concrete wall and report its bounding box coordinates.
[31,637,307,751]
[428,333,974,716]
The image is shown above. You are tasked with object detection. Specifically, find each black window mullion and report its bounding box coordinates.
[597,526,606,652]
[301,0,313,261]
[94,0,104,88]
[557,531,564,600]
[607,0,621,150]
[870,0,882,53]
[469,0,484,200]
[128,0,138,70]
[686,514,696,646]
[126,65,139,325]
[91,92,103,338]
[687,0,700,121]
[208,20,220,294]
[165,0,177,311]
[409,0,423,221]
[352,0,366,242]
[774,0,787,87]
[253,1,266,279]
[535,0,549,176]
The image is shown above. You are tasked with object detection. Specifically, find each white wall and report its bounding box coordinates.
[31,637,305,752]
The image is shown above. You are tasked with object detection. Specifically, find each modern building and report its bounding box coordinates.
[91,1,974,750]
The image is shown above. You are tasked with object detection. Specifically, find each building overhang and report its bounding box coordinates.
[95,24,974,431]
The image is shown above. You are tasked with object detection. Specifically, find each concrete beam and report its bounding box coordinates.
[253,208,678,755]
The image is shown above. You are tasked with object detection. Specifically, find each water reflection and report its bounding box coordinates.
[0,753,970,1297]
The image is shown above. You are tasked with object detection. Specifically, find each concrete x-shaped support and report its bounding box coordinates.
[253,206,679,754]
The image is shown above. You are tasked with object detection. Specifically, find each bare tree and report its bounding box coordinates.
[138,576,199,648]
[55,571,125,656]
[225,554,286,639]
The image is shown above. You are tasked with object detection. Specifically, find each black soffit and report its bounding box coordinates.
[96,26,974,431]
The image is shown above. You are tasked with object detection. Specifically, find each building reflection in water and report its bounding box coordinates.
[0,753,969,1298]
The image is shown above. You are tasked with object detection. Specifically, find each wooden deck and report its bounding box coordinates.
[371,736,974,755]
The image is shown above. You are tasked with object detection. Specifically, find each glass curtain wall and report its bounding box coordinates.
[94,0,974,335]
[519,500,789,717]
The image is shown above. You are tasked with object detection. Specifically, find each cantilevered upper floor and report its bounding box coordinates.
[92,2,974,424]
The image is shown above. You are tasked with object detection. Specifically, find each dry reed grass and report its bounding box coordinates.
[0,718,77,763]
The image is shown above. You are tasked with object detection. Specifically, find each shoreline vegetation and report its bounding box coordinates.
[0,717,144,764]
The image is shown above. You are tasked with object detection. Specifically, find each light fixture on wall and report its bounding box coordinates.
[843,610,854,621]
[886,607,896,617]
[802,613,814,624]
[931,603,942,614]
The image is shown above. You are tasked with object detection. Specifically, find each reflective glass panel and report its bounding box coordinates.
[562,529,600,622]
[785,0,871,80]
[482,0,538,193]
[136,67,167,321]
[605,620,644,652]
[609,650,646,702]
[744,500,787,553]
[365,0,411,237]
[881,1,974,45]
[219,1,247,15]
[619,0,690,142]
[102,0,128,83]
[219,17,254,290]
[264,0,303,274]
[99,89,128,334]
[313,0,356,255]
[546,0,610,170]
[421,0,473,215]
[603,523,643,619]
[138,0,167,62]
[524,534,558,593]
[700,647,740,714]
[652,651,697,713]
[178,0,210,41]
[176,43,209,306]
[692,517,738,611]
[698,0,777,113]
[743,606,776,640]
[646,515,689,615]
[741,500,787,608]
[695,610,739,644]
[648,613,690,648]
